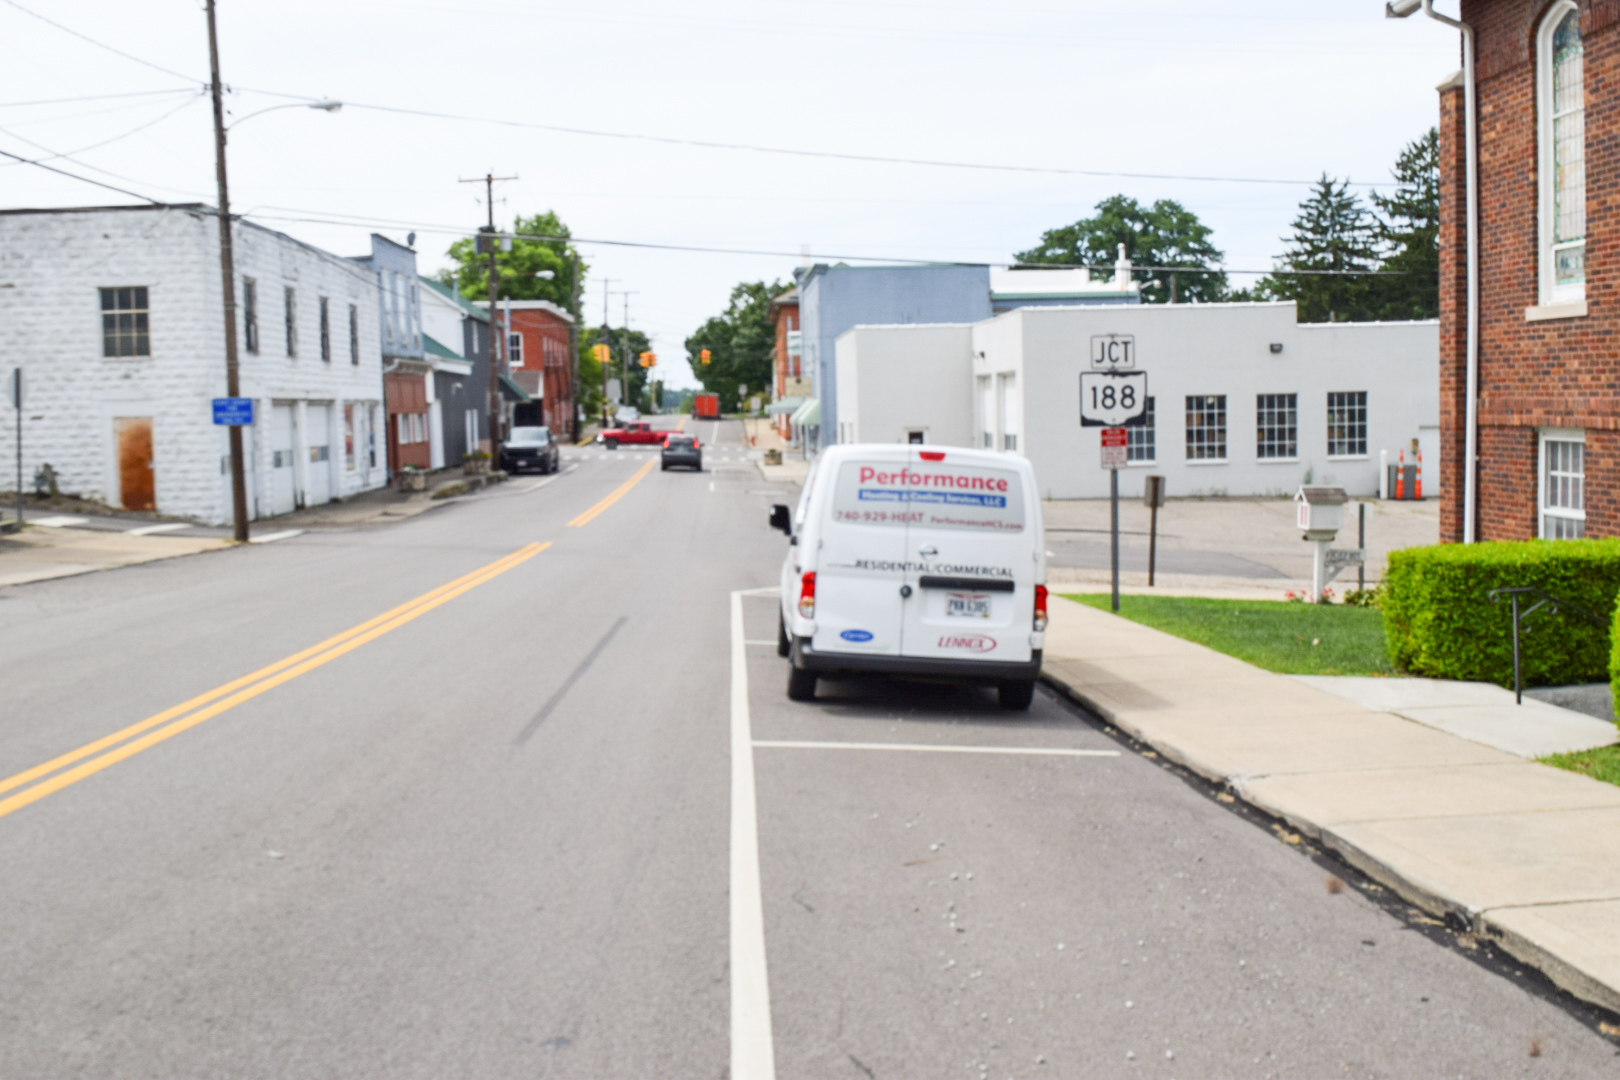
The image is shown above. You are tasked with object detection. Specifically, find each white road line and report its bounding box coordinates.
[730,589,777,1080]
[518,475,559,494]
[737,586,781,598]
[30,516,88,528]
[248,529,303,544]
[126,522,190,536]
[709,481,716,492]
[743,639,777,646]
[753,741,1120,757]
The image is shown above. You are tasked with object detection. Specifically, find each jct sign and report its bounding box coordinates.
[1089,334,1135,369]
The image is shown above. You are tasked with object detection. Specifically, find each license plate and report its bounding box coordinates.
[945,592,991,619]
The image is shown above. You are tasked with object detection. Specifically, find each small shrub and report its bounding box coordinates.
[1343,587,1381,609]
[1382,539,1620,688]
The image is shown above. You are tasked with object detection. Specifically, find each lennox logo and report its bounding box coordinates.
[937,634,996,653]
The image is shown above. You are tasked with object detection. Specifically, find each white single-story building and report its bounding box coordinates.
[833,301,1438,500]
[0,204,389,524]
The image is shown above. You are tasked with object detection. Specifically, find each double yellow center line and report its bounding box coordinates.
[0,542,549,821]
[569,459,656,528]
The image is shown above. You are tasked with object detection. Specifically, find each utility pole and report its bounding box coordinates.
[206,0,250,542]
[597,279,617,425]
[619,291,638,414]
[460,173,517,461]
[568,249,582,442]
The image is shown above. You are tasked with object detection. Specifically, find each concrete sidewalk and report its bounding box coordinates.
[1040,594,1620,1016]
[0,526,230,588]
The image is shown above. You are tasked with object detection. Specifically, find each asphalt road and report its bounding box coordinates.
[0,419,1613,1078]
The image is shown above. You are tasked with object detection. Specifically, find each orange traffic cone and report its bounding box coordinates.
[1396,449,1406,500]
[1416,448,1423,500]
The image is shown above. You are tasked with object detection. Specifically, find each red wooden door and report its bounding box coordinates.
[116,417,155,510]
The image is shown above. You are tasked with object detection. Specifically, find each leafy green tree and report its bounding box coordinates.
[579,324,653,421]
[1253,175,1381,322]
[439,210,587,308]
[685,280,785,411]
[1014,195,1227,303]
[1369,128,1439,320]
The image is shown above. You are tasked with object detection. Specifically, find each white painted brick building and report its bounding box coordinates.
[0,205,389,524]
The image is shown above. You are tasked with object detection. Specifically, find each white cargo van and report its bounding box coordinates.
[768,444,1048,709]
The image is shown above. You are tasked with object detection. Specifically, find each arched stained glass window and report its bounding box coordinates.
[1541,4,1586,301]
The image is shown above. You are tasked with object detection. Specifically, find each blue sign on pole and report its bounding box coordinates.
[212,397,255,426]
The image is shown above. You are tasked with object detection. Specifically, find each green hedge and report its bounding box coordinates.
[1382,539,1620,688]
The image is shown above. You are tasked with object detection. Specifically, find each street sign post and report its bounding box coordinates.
[1079,371,1148,427]
[211,397,254,426]
[10,368,21,528]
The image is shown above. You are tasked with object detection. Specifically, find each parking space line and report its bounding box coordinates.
[729,589,777,1080]
[753,740,1119,757]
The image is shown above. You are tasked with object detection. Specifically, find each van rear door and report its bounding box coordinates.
[895,451,1033,664]
[808,455,910,657]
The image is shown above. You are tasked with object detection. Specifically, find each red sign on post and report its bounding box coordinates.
[1100,426,1128,470]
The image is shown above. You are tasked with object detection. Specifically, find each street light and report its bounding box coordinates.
[226,100,343,130]
[206,0,341,542]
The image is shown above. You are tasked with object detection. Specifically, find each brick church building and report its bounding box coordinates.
[1396,0,1613,542]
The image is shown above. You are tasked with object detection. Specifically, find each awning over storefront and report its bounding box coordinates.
[498,373,532,403]
[790,398,820,427]
[766,395,805,416]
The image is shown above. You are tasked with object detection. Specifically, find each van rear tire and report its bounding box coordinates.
[787,664,817,702]
[998,679,1036,711]
[777,612,791,657]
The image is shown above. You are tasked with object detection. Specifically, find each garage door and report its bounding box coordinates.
[270,403,297,516]
[306,403,332,506]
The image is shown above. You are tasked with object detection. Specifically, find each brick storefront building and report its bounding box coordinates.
[1413,1,1615,541]
[499,300,576,437]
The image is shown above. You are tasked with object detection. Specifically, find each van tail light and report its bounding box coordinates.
[1033,584,1049,632]
[798,571,817,618]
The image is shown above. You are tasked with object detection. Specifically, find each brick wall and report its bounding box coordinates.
[0,207,388,524]
[1447,1,1620,539]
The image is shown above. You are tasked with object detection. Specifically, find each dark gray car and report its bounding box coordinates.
[501,426,559,474]
[660,434,702,471]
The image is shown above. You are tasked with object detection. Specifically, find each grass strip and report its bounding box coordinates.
[1540,745,1620,788]
[1066,594,1396,677]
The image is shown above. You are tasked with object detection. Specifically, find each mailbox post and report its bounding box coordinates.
[1294,486,1363,603]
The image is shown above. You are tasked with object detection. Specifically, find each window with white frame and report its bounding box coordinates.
[1127,397,1155,462]
[1185,395,1226,460]
[284,287,298,357]
[1540,3,1585,303]
[509,332,524,367]
[1540,429,1585,539]
[99,287,150,357]
[1256,393,1297,459]
[243,278,258,354]
[1327,391,1368,456]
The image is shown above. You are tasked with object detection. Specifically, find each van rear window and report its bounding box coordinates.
[831,461,1026,532]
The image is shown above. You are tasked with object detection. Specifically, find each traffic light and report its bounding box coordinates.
[639,351,657,368]
[700,349,712,365]
[591,343,611,364]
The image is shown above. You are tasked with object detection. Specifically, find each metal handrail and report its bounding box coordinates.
[1488,586,1608,704]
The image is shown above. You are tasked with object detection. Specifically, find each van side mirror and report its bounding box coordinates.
[769,504,792,535]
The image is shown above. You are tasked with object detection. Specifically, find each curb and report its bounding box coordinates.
[1037,665,1620,1020]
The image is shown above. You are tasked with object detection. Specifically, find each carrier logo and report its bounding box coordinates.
[938,634,997,653]
[841,629,874,642]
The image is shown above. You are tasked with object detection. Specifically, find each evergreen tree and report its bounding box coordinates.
[1369,128,1439,320]
[1255,175,1380,322]
[1014,195,1227,303]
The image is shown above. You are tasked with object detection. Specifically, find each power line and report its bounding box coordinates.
[335,99,1392,189]
[0,0,202,85]
[0,146,168,205]
[0,87,198,109]
[0,94,203,169]
[241,208,1407,275]
[0,0,1392,191]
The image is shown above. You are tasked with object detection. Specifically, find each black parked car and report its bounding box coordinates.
[660,433,702,471]
[501,426,559,474]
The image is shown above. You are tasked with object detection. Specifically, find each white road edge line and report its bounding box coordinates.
[29,516,89,528]
[709,481,716,492]
[519,475,559,494]
[743,639,777,646]
[126,522,189,536]
[248,529,303,544]
[753,740,1120,757]
[730,589,777,1080]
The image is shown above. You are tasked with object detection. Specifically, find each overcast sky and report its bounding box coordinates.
[1,1,1460,391]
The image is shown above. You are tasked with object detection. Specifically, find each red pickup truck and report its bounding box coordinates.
[597,421,666,448]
